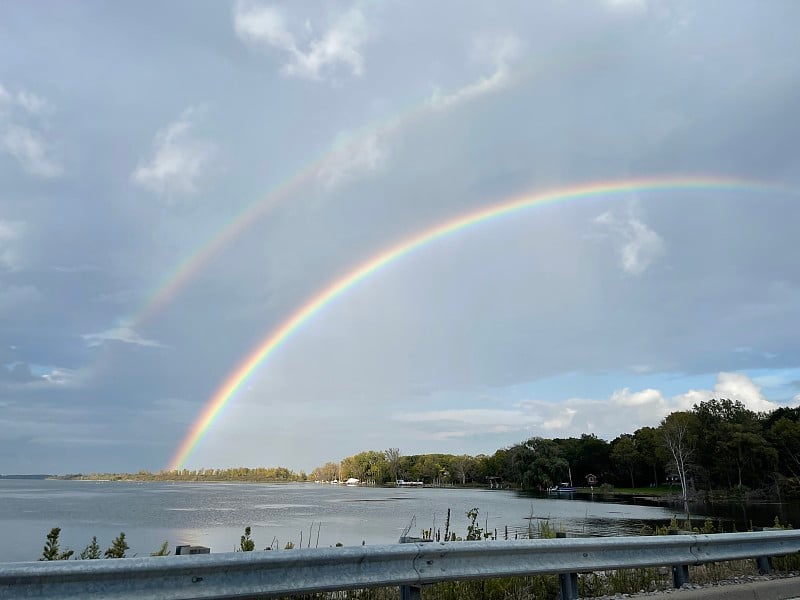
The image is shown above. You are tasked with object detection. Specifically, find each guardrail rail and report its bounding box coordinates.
[1,529,799,599]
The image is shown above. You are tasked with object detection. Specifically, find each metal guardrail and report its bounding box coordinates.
[1,530,799,599]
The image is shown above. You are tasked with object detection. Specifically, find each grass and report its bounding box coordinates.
[586,485,680,496]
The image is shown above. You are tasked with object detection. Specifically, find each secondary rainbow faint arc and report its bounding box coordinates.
[119,44,606,328]
[168,174,768,470]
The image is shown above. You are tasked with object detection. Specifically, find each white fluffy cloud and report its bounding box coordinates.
[0,83,61,177]
[316,32,522,189]
[396,372,779,442]
[1,125,62,178]
[234,2,368,81]
[596,210,665,275]
[82,325,164,348]
[679,372,779,414]
[131,107,216,198]
[317,129,390,188]
[428,34,521,111]
[0,84,51,116]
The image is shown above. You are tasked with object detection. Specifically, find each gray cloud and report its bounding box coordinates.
[0,1,798,473]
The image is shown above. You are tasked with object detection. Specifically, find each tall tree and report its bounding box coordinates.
[40,527,74,561]
[451,455,476,485]
[512,437,568,489]
[150,541,170,556]
[79,536,101,560]
[661,412,698,519]
[239,527,255,552]
[384,448,402,481]
[634,427,665,486]
[104,532,129,559]
[610,434,639,488]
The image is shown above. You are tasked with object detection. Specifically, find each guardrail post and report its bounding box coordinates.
[668,529,690,588]
[752,528,773,574]
[399,536,430,600]
[556,532,579,599]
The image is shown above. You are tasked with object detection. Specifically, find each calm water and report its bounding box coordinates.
[0,479,788,563]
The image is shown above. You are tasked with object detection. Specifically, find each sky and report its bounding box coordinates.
[1,0,799,474]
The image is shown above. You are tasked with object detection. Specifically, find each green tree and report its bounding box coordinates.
[384,448,402,482]
[40,527,74,561]
[610,434,640,488]
[512,437,568,489]
[104,532,129,558]
[150,541,170,556]
[239,526,255,552]
[79,536,101,560]
[451,455,477,485]
[634,427,666,486]
[769,417,800,476]
[557,435,611,485]
[692,398,776,489]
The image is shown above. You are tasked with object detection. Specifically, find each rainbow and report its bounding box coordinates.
[111,42,606,330]
[168,174,779,469]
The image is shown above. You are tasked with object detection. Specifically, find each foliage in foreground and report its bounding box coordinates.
[40,527,73,561]
[35,511,800,600]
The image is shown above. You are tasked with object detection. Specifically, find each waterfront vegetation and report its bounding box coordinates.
[35,513,800,599]
[313,400,800,504]
[60,399,800,505]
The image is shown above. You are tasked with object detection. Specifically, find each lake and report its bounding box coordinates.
[0,479,793,563]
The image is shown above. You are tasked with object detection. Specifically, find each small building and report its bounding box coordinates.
[487,476,502,489]
[665,475,681,485]
[175,545,210,555]
[585,473,598,486]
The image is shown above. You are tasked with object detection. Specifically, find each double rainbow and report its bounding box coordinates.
[168,174,776,469]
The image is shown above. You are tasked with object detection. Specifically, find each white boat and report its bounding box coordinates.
[345,478,360,486]
[548,483,576,493]
[395,479,423,487]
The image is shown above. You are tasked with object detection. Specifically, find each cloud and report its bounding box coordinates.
[396,372,780,442]
[611,387,665,407]
[82,325,164,348]
[317,129,390,188]
[428,34,521,111]
[234,2,368,81]
[695,372,778,413]
[1,125,63,178]
[397,407,542,427]
[0,83,61,177]
[131,107,216,198]
[316,33,522,188]
[595,210,665,275]
[40,368,78,386]
[542,407,578,430]
[0,85,11,110]
[0,84,51,116]
[0,220,24,270]
[51,264,99,274]
[15,90,51,116]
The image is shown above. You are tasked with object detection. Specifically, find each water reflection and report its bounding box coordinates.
[1,479,794,562]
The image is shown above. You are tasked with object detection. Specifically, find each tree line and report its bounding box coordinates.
[63,466,307,483]
[62,399,800,501]
[311,399,800,500]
